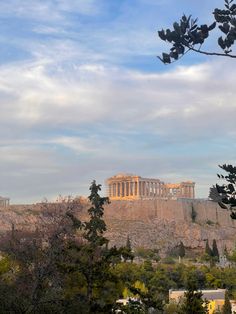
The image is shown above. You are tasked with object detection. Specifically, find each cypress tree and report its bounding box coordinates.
[191,205,197,222]
[212,239,219,261]
[126,235,132,251]
[222,291,232,314]
[205,240,213,257]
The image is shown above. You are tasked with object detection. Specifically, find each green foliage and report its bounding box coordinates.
[0,182,125,313]
[114,299,146,314]
[222,290,232,314]
[135,247,160,261]
[63,180,123,312]
[162,257,176,264]
[85,180,109,246]
[2,182,236,312]
[164,301,179,314]
[158,0,236,64]
[121,236,134,262]
[178,279,208,314]
[209,164,236,219]
[168,243,185,259]
[229,246,236,262]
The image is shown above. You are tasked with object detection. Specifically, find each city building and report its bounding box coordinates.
[169,289,226,314]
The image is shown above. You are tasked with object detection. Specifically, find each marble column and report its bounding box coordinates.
[115,183,118,197]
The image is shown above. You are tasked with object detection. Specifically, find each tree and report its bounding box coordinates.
[121,235,134,262]
[0,197,83,313]
[164,302,180,314]
[191,205,197,223]
[205,240,213,257]
[212,239,220,261]
[158,0,236,64]
[0,183,125,313]
[178,279,208,314]
[126,235,132,252]
[222,290,232,314]
[63,180,124,313]
[209,164,236,220]
[178,241,185,259]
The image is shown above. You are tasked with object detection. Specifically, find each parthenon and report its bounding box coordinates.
[106,173,195,200]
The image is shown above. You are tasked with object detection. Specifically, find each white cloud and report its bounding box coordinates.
[1,57,236,139]
[0,0,100,21]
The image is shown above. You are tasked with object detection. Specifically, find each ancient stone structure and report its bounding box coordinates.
[106,173,195,200]
[103,199,236,254]
[0,199,235,255]
[0,196,10,207]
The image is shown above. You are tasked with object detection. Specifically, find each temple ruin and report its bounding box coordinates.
[0,196,10,207]
[106,173,195,200]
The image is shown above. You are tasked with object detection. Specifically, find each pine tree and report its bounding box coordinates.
[212,239,220,261]
[222,290,232,314]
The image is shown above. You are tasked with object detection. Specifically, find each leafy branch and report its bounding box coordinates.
[209,164,236,219]
[158,0,236,63]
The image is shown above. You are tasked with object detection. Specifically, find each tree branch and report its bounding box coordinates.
[188,46,236,58]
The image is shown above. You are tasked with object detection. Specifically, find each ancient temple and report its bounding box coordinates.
[106,173,195,200]
[0,196,10,207]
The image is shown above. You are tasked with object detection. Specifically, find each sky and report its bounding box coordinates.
[0,0,236,203]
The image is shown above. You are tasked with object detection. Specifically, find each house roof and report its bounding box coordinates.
[169,289,226,301]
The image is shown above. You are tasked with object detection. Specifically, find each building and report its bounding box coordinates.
[106,173,195,200]
[169,289,226,314]
[0,196,10,208]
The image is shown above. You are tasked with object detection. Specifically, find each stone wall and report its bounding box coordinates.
[104,199,236,226]
[103,199,236,254]
[0,199,235,255]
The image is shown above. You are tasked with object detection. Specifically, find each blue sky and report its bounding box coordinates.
[0,0,236,203]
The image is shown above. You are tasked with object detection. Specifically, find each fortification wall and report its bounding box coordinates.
[0,199,235,255]
[103,199,236,254]
[104,199,236,227]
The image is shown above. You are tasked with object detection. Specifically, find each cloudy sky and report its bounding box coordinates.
[0,0,235,203]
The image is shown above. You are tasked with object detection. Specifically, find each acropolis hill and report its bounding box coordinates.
[0,174,235,255]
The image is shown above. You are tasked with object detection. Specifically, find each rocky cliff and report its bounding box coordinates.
[103,199,236,255]
[0,198,235,255]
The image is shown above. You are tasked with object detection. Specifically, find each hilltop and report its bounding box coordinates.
[0,198,235,256]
